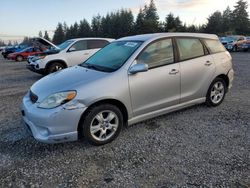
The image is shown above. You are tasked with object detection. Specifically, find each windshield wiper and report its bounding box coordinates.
[81,63,103,71]
[80,63,115,72]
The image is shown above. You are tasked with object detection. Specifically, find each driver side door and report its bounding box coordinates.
[129,38,180,117]
[66,40,88,66]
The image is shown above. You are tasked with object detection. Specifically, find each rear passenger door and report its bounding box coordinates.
[176,37,216,103]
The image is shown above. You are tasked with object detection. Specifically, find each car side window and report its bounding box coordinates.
[204,39,226,54]
[87,40,109,49]
[176,38,204,61]
[26,48,32,52]
[137,38,174,68]
[70,40,87,51]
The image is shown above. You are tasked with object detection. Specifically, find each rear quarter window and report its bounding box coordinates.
[176,38,205,61]
[204,39,226,54]
[87,40,109,49]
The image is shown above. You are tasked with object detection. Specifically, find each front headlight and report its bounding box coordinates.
[38,91,76,109]
[38,55,46,60]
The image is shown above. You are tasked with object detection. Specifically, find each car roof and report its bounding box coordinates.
[117,33,219,42]
[71,38,115,42]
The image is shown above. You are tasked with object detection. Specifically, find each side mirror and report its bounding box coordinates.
[129,62,148,74]
[69,47,76,52]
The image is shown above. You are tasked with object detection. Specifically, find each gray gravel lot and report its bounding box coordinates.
[0,53,249,187]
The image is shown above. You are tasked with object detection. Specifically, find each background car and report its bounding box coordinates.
[242,36,250,51]
[7,47,43,61]
[221,35,246,52]
[27,38,114,75]
[0,46,5,52]
[2,45,28,58]
[2,37,57,59]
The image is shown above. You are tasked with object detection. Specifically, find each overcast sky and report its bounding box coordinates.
[0,0,248,42]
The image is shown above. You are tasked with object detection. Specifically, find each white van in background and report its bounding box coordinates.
[27,38,114,75]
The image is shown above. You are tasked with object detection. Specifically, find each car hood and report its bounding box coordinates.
[8,52,17,56]
[31,66,108,102]
[39,49,60,56]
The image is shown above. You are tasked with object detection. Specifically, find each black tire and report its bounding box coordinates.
[16,55,24,62]
[232,45,238,52]
[47,62,65,74]
[206,77,227,107]
[80,104,123,145]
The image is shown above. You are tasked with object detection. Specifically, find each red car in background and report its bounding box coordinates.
[242,37,250,51]
[7,47,43,61]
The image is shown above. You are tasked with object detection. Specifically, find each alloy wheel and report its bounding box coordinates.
[210,81,225,104]
[90,110,119,142]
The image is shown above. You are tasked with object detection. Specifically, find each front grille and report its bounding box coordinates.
[29,91,38,103]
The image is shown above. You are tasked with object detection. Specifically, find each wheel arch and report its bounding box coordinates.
[16,54,24,61]
[45,59,68,70]
[77,98,129,138]
[216,74,229,91]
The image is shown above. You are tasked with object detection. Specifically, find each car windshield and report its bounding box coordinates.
[58,40,75,50]
[225,36,238,42]
[80,41,142,72]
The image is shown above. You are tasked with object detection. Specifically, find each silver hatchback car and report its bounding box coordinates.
[22,33,234,145]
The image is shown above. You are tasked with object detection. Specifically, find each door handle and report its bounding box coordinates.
[169,69,179,75]
[205,61,212,66]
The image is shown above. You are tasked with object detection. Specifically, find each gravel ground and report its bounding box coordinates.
[0,53,249,188]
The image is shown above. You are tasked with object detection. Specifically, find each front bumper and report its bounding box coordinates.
[26,64,46,74]
[21,93,87,143]
[26,58,46,74]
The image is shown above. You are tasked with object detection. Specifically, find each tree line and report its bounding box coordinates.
[2,0,247,46]
[51,0,249,44]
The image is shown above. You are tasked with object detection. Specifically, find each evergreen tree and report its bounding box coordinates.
[205,11,223,34]
[165,13,176,31]
[101,14,112,37]
[72,22,79,38]
[186,25,198,32]
[7,40,12,46]
[78,19,91,37]
[44,31,50,41]
[38,31,43,37]
[91,15,102,37]
[110,9,134,38]
[143,0,159,33]
[52,23,65,44]
[174,16,183,31]
[135,8,146,34]
[0,40,6,46]
[232,0,250,35]
[22,37,32,45]
[222,6,233,34]
[62,22,68,39]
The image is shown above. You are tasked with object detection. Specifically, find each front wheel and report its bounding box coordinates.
[206,78,226,107]
[16,55,23,62]
[81,104,123,145]
[47,62,65,74]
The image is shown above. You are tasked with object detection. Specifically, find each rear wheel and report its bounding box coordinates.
[206,78,226,107]
[80,104,123,145]
[47,62,65,74]
[16,55,23,62]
